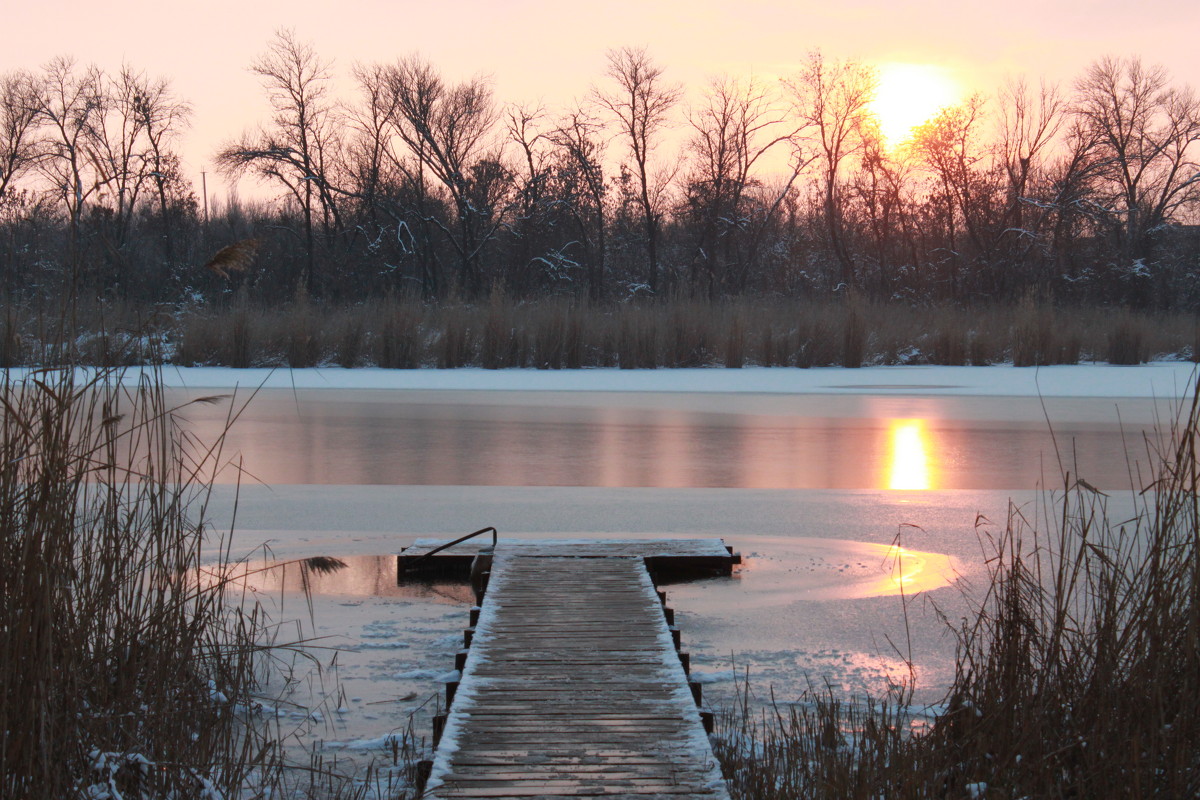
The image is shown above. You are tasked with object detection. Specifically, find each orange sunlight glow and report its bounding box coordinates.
[886,544,921,590]
[869,63,962,149]
[874,544,949,596]
[887,419,932,490]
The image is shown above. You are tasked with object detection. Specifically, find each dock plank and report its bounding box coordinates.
[424,552,727,800]
[403,537,735,558]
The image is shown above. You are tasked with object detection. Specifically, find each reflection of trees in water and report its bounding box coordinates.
[216,555,473,603]
[182,391,1150,491]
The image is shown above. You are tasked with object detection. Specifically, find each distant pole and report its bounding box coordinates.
[201,170,209,226]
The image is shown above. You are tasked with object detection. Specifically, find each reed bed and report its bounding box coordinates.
[0,362,408,798]
[712,389,1200,798]
[3,295,1197,369]
[0,365,277,798]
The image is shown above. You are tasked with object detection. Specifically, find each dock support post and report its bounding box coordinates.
[432,714,447,746]
[415,760,433,794]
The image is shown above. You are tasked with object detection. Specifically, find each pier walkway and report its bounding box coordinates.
[402,539,737,799]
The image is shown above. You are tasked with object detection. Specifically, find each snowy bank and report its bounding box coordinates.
[49,362,1200,399]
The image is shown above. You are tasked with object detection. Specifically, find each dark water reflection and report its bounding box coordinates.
[174,389,1159,490]
[220,554,474,604]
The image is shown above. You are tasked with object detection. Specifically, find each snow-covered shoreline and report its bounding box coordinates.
[35,361,1200,399]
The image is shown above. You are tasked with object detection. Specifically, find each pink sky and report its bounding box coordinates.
[6,0,1198,199]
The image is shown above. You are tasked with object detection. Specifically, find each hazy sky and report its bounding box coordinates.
[6,0,1198,198]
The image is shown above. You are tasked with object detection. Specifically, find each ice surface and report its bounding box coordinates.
[40,361,1199,398]
[391,667,447,680]
[122,365,1176,785]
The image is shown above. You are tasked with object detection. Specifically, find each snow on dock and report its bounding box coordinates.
[412,539,735,799]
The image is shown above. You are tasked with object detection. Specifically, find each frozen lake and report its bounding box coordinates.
[179,387,1168,490]
[172,368,1185,763]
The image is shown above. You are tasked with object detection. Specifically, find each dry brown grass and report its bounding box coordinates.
[0,358,415,799]
[0,366,282,798]
[436,306,474,368]
[1106,311,1148,365]
[1,307,24,367]
[480,290,519,369]
[375,300,424,369]
[840,295,867,368]
[5,294,1197,369]
[1011,293,1085,366]
[203,238,260,280]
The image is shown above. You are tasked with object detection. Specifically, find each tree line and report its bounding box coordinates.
[1,32,1198,312]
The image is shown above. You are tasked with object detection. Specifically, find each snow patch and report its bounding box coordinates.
[690,669,737,684]
[207,679,228,704]
[351,640,411,650]
[66,363,1200,400]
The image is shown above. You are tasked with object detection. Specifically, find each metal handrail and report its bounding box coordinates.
[400,526,497,572]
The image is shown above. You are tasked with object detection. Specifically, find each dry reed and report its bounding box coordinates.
[5,295,1196,370]
[0,365,292,798]
[203,238,260,280]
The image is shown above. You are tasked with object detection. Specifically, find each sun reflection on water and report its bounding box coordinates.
[887,419,932,490]
[873,543,954,597]
[196,555,474,603]
[885,545,921,590]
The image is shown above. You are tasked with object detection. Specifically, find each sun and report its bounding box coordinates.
[869,63,963,149]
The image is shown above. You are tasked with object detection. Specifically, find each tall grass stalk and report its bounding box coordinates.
[0,366,288,799]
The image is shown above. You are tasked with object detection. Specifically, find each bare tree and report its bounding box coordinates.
[593,46,681,295]
[344,61,443,294]
[130,70,191,262]
[0,71,43,205]
[37,57,104,280]
[0,70,45,296]
[1039,118,1105,284]
[850,129,918,293]
[684,74,795,296]
[218,29,342,295]
[1073,56,1200,264]
[382,55,506,298]
[82,66,180,269]
[911,95,998,297]
[506,103,598,295]
[784,52,876,288]
[346,62,399,222]
[508,104,548,206]
[997,78,1066,234]
[548,109,609,300]
[31,59,190,293]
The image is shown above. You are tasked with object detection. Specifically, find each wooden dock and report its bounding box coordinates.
[399,537,740,581]
[412,539,735,799]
